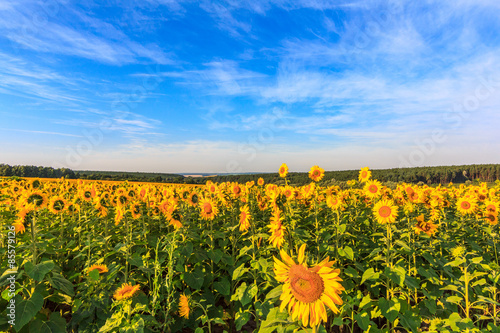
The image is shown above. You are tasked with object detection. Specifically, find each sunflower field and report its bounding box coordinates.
[0,165,499,333]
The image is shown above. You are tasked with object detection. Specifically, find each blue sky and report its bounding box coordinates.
[1,0,500,173]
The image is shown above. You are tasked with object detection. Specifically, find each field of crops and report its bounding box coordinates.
[1,165,499,333]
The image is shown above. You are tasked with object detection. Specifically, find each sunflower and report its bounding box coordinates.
[231,183,242,197]
[13,221,26,234]
[364,180,383,198]
[188,192,199,206]
[130,202,142,219]
[279,163,289,178]
[199,197,218,220]
[269,209,286,248]
[239,204,251,232]
[309,166,325,182]
[358,167,371,183]
[274,244,344,328]
[456,196,477,215]
[179,294,191,319]
[372,199,398,224]
[414,214,438,236]
[484,200,499,215]
[114,205,125,226]
[206,181,219,195]
[326,195,342,211]
[24,191,48,209]
[484,214,498,225]
[113,283,140,301]
[258,177,265,186]
[48,196,67,215]
[88,264,109,274]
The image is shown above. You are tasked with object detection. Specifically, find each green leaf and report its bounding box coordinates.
[234,283,258,307]
[446,296,462,305]
[89,269,100,282]
[214,278,230,296]
[25,260,55,282]
[194,328,204,333]
[385,265,406,287]
[359,294,372,309]
[232,263,248,281]
[47,273,74,297]
[470,257,482,264]
[361,268,379,285]
[181,242,193,258]
[184,269,204,290]
[15,292,44,331]
[235,311,251,331]
[208,249,223,264]
[378,298,401,322]
[129,253,143,268]
[395,240,411,252]
[440,285,459,292]
[353,311,371,331]
[29,312,66,333]
[265,285,282,300]
[343,246,354,261]
[399,310,420,332]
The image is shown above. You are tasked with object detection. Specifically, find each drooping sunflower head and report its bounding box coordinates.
[178,294,191,319]
[113,283,140,301]
[273,244,344,328]
[88,264,109,274]
[309,165,325,182]
[279,163,289,178]
[358,167,371,183]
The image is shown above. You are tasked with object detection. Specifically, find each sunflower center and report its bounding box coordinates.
[361,171,367,178]
[289,264,324,303]
[369,185,378,193]
[378,206,392,218]
[461,201,471,210]
[203,202,213,214]
[280,167,285,174]
[313,170,320,177]
[233,186,241,195]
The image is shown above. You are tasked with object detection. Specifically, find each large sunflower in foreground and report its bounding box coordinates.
[372,199,398,224]
[274,244,344,329]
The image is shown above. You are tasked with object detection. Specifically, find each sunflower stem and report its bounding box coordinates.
[30,212,37,265]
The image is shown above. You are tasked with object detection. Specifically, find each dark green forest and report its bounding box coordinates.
[1,163,499,186]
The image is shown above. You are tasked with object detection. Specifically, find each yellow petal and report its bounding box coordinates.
[320,294,339,314]
[302,303,309,327]
[298,243,306,264]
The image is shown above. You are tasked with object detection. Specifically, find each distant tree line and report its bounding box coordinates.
[203,164,500,186]
[0,164,76,179]
[1,163,499,186]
